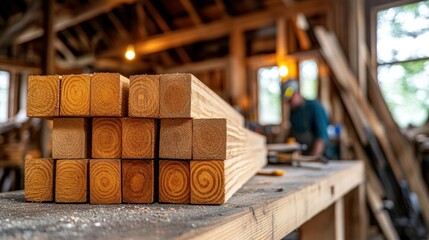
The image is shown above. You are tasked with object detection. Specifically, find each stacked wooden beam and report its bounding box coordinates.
[158,73,266,204]
[25,73,266,205]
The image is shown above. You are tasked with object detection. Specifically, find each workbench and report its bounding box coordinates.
[0,161,365,240]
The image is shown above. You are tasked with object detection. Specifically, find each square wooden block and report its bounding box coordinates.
[122,118,157,159]
[52,118,89,159]
[55,159,88,203]
[90,159,121,204]
[129,75,160,118]
[193,119,227,159]
[159,160,190,203]
[60,74,91,116]
[190,160,225,204]
[27,75,60,117]
[25,158,54,202]
[92,118,122,159]
[122,160,154,203]
[159,119,192,159]
[90,73,129,117]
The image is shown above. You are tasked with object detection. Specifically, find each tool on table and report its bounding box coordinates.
[267,143,328,170]
[257,169,285,176]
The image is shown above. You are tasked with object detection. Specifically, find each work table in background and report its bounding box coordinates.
[0,161,365,240]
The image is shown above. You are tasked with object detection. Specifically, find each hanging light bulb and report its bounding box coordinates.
[125,44,136,60]
[279,65,289,78]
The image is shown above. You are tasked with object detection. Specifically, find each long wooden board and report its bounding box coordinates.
[128,75,160,118]
[24,158,54,202]
[52,118,89,159]
[159,73,244,126]
[91,73,129,117]
[55,159,88,203]
[190,129,267,204]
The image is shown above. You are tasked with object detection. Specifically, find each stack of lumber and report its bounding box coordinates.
[25,73,266,205]
[315,26,429,237]
[158,73,266,204]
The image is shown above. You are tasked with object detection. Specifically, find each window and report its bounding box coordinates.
[299,59,318,100]
[0,71,9,123]
[377,1,429,128]
[258,66,282,125]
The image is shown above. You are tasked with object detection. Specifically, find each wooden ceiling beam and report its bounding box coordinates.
[157,57,229,73]
[106,12,130,40]
[214,0,230,19]
[136,1,148,38]
[180,0,203,25]
[90,19,111,45]
[144,0,191,63]
[76,0,328,65]
[15,0,136,44]
[54,39,76,62]
[74,25,91,52]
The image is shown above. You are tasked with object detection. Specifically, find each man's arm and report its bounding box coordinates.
[311,138,326,156]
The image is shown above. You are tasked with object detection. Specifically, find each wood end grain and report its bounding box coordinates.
[159,119,192,159]
[27,75,60,117]
[129,75,160,118]
[122,160,154,203]
[159,73,192,118]
[60,74,91,116]
[25,158,54,202]
[55,159,88,203]
[193,119,227,159]
[92,118,122,159]
[52,118,89,159]
[190,160,225,204]
[122,118,157,159]
[90,73,129,117]
[159,160,190,203]
[90,159,121,204]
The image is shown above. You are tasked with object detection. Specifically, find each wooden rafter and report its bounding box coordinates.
[180,0,202,25]
[54,39,76,62]
[145,0,191,63]
[15,0,136,44]
[74,25,91,52]
[106,12,129,39]
[74,0,328,66]
[61,30,82,53]
[89,19,111,45]
[214,0,230,18]
[135,1,148,38]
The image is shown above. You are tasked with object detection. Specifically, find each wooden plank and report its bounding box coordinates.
[193,119,246,160]
[128,75,160,118]
[92,118,122,159]
[52,118,89,159]
[90,73,129,117]
[159,160,190,203]
[90,159,121,204]
[190,129,267,204]
[24,158,54,202]
[27,75,60,117]
[159,73,244,126]
[159,119,192,159]
[55,159,88,203]
[122,160,154,203]
[122,118,157,159]
[60,74,90,116]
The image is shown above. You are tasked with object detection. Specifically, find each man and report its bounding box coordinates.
[282,79,330,157]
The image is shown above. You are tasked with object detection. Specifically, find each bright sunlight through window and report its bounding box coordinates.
[258,66,282,125]
[377,1,429,128]
[0,71,10,123]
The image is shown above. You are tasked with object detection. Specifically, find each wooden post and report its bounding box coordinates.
[300,199,345,240]
[40,0,54,158]
[344,184,367,240]
[276,17,287,64]
[229,28,246,107]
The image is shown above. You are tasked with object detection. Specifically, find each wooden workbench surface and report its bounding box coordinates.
[0,161,363,240]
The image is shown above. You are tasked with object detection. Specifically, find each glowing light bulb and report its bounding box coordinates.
[125,45,136,60]
[279,65,288,77]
